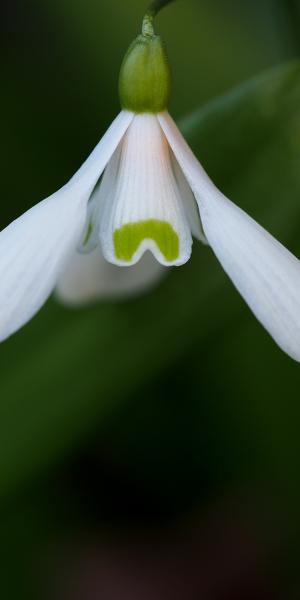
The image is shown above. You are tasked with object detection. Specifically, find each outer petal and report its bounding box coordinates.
[159,111,300,361]
[0,111,133,342]
[56,247,167,306]
[157,112,219,205]
[68,110,134,195]
[0,189,86,341]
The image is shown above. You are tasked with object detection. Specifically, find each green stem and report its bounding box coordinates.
[142,0,176,36]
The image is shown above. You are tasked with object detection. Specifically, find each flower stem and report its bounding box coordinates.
[142,0,176,37]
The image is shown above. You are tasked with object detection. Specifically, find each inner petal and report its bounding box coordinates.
[78,145,122,254]
[171,154,208,245]
[99,114,192,267]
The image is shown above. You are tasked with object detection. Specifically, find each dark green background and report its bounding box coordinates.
[1,0,300,597]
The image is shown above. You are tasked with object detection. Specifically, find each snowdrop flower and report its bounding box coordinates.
[1,0,300,362]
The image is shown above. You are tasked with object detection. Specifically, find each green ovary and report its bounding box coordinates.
[114,220,179,262]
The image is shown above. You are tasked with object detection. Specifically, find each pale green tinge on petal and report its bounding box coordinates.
[78,184,102,254]
[171,154,208,244]
[79,143,123,255]
[114,219,179,262]
[82,221,93,247]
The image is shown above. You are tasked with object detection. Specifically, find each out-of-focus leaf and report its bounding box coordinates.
[1,61,300,498]
[181,59,300,240]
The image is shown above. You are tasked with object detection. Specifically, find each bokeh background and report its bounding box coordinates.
[1,0,300,597]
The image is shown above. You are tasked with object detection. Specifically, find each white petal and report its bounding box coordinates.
[171,155,207,244]
[158,111,217,203]
[100,114,192,267]
[69,110,134,196]
[56,247,167,306]
[76,185,101,255]
[0,111,134,341]
[78,143,123,254]
[159,111,300,361]
[0,188,87,341]
[201,194,300,361]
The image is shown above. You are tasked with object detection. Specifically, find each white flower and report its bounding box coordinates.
[1,108,300,361]
[1,11,300,362]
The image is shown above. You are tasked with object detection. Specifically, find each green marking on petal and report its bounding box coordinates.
[82,221,93,246]
[114,219,179,262]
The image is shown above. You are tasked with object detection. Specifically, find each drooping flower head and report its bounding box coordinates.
[1,0,300,361]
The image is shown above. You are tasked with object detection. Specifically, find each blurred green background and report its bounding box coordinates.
[1,0,300,597]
